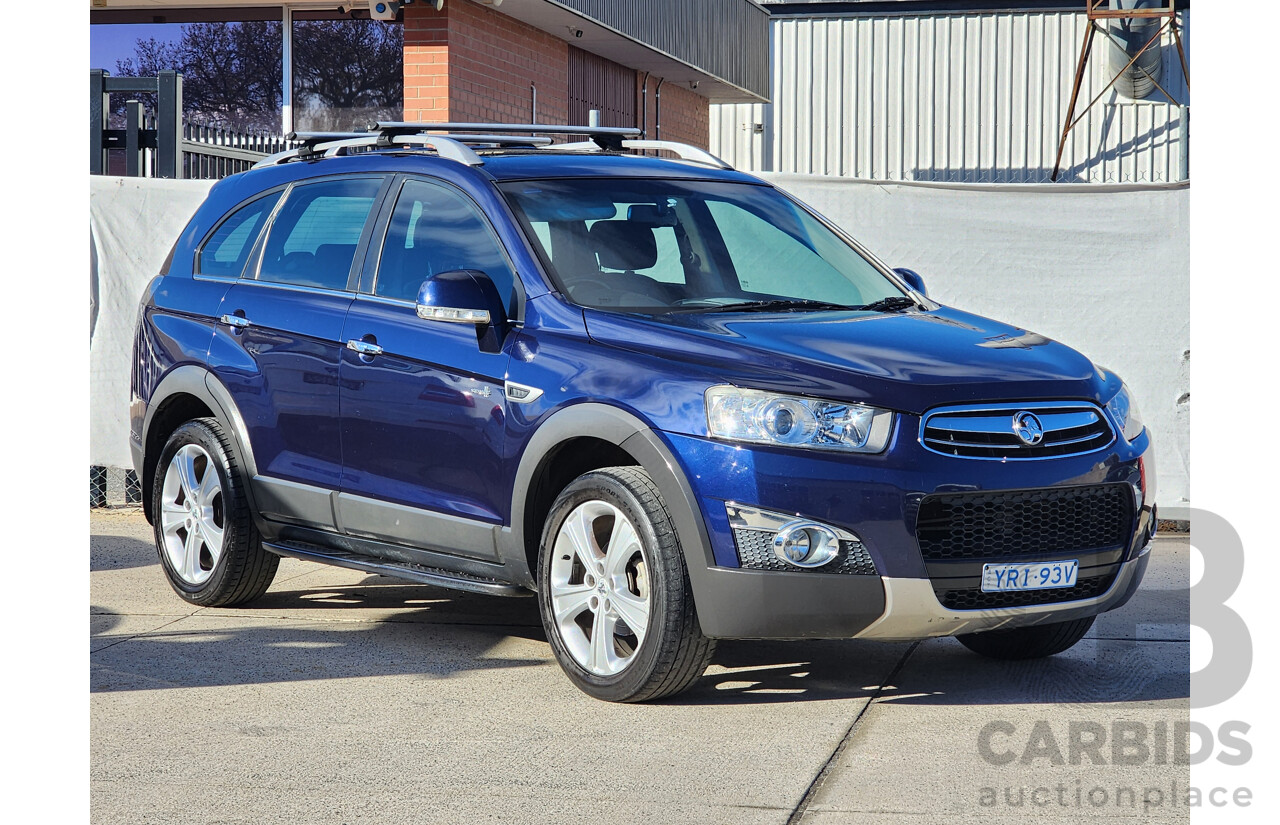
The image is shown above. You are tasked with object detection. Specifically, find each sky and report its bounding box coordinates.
[91,24,182,72]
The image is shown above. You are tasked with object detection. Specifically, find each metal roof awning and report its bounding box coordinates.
[90,0,770,103]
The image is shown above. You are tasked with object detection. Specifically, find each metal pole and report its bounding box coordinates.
[282,4,294,135]
[90,69,108,175]
[638,71,650,138]
[156,70,183,178]
[1051,22,1095,182]
[654,78,664,141]
[530,83,537,124]
[125,100,142,177]
[588,109,601,128]
[1171,15,1190,88]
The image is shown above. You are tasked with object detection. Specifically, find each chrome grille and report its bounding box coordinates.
[921,402,1114,459]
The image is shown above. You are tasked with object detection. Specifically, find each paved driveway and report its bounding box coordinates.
[91,511,1189,824]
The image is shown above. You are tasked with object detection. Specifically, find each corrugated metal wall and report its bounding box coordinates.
[711,9,1190,183]
[558,0,771,100]
[568,46,636,128]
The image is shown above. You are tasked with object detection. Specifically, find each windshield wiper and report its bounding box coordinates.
[851,296,919,313]
[670,298,858,314]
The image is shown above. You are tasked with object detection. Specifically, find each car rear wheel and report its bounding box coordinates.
[956,616,1095,660]
[152,418,278,606]
[538,466,715,702]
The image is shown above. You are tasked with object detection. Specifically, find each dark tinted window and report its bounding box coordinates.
[197,192,280,278]
[257,178,381,290]
[375,179,516,304]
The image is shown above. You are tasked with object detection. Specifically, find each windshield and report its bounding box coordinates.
[497,179,905,313]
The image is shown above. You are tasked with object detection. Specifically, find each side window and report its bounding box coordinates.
[256,178,381,290]
[706,200,863,304]
[196,192,281,278]
[375,179,516,305]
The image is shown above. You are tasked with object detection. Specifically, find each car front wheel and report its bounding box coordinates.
[538,466,714,702]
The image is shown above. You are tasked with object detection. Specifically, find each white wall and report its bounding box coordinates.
[89,175,1190,512]
[713,9,1190,184]
[766,174,1190,512]
[90,176,215,469]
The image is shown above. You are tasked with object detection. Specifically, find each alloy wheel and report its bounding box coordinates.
[158,444,226,586]
[548,500,652,676]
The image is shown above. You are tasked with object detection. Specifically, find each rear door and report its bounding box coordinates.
[335,176,519,559]
[209,175,389,529]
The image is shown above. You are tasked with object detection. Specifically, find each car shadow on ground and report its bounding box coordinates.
[92,571,1188,707]
[90,534,162,572]
[93,528,1188,705]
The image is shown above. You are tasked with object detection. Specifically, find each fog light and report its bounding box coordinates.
[772,521,841,568]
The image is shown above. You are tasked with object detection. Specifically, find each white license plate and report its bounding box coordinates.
[981,560,1078,593]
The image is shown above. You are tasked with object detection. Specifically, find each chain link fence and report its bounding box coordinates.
[90,465,142,509]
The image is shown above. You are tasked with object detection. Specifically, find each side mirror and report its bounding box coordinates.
[416,269,508,351]
[894,267,928,297]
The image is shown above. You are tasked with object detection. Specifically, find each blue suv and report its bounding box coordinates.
[131,123,1156,702]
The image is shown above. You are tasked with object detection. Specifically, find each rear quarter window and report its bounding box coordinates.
[195,191,281,278]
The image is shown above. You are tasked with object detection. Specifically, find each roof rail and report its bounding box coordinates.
[370,121,641,150]
[252,130,486,168]
[549,139,733,170]
[249,122,729,170]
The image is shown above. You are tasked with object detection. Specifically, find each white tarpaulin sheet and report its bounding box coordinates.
[765,175,1190,512]
[87,175,1190,511]
[90,176,214,469]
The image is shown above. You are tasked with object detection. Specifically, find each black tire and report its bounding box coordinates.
[151,418,278,607]
[537,466,715,702]
[956,616,1095,660]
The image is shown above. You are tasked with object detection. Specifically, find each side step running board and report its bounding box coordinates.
[263,541,531,597]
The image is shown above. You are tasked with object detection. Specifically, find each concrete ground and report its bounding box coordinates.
[91,511,1189,824]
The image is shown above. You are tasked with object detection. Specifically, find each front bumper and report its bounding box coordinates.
[857,542,1150,640]
[694,541,1150,640]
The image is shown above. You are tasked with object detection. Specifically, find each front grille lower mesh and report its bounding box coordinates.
[938,574,1115,610]
[916,484,1133,562]
[733,528,877,575]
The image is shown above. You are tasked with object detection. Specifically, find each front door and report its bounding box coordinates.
[337,178,520,558]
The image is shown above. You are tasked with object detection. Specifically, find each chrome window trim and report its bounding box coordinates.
[355,293,416,309]
[918,400,1115,461]
[220,278,356,301]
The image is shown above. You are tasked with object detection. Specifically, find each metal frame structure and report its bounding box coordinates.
[254,122,734,170]
[92,69,296,179]
[1052,1,1190,182]
[90,69,183,178]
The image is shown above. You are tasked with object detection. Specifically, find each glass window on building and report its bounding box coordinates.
[292,18,404,133]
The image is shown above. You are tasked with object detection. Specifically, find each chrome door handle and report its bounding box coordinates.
[220,314,252,329]
[346,339,384,356]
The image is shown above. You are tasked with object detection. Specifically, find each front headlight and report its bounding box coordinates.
[705,385,894,453]
[1106,382,1145,442]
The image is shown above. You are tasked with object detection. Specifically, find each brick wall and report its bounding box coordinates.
[636,76,709,150]
[403,0,708,148]
[404,0,568,125]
